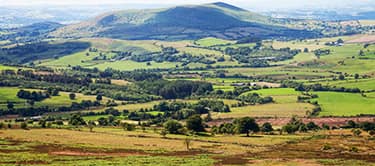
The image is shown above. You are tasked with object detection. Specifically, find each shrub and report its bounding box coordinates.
[20,122,28,130]
[164,120,183,134]
[261,122,273,132]
[321,144,332,151]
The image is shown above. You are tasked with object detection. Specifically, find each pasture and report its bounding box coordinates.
[311,92,375,116]
[195,37,235,47]
[0,87,110,109]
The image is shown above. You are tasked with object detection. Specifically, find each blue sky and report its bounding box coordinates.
[0,0,373,11]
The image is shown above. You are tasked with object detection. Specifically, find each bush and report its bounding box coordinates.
[321,144,332,151]
[20,122,28,130]
[121,122,135,131]
[164,120,183,134]
[186,115,205,132]
[352,129,362,137]
[261,122,273,132]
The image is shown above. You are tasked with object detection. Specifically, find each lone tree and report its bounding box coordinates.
[303,48,309,53]
[235,117,259,137]
[186,115,205,132]
[69,93,76,100]
[87,120,96,132]
[20,122,28,130]
[96,94,103,102]
[184,138,192,151]
[338,74,345,80]
[6,101,14,110]
[354,73,360,79]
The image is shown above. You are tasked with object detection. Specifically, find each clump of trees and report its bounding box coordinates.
[17,89,50,101]
[314,49,331,58]
[238,93,273,104]
[211,117,263,136]
[282,117,321,134]
[138,80,213,99]
[281,81,361,93]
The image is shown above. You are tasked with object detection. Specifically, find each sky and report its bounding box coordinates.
[0,0,373,11]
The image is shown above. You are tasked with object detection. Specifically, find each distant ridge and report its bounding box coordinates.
[210,2,247,11]
[51,2,320,40]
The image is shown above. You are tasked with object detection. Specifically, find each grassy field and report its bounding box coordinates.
[242,88,302,104]
[0,87,110,109]
[0,64,17,71]
[92,60,180,71]
[311,92,375,116]
[308,78,375,91]
[195,37,235,47]
[1,128,373,165]
[212,102,314,118]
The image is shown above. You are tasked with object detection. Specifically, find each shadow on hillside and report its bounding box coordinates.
[0,41,91,64]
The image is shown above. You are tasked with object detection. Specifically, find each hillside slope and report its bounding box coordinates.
[51,2,320,40]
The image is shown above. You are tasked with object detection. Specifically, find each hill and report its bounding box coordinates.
[51,2,320,40]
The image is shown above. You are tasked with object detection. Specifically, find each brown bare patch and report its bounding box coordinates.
[209,117,375,127]
[213,154,250,165]
[346,35,375,44]
[253,135,375,162]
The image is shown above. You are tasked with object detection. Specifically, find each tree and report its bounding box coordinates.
[20,122,28,130]
[27,100,35,107]
[96,95,103,101]
[359,50,365,56]
[6,101,14,110]
[347,120,357,128]
[186,115,205,132]
[354,73,359,79]
[306,122,320,130]
[69,93,76,100]
[282,124,296,134]
[39,119,47,128]
[337,38,344,44]
[164,120,183,134]
[261,122,273,132]
[235,117,259,136]
[338,74,345,80]
[303,48,309,53]
[369,130,375,137]
[87,120,95,132]
[352,129,362,137]
[52,89,59,96]
[121,122,135,131]
[69,114,86,126]
[184,138,192,151]
[160,129,168,138]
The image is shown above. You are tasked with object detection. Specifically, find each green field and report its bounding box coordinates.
[92,60,180,71]
[0,87,109,109]
[311,92,375,116]
[310,78,375,91]
[212,102,314,118]
[0,64,17,71]
[195,37,235,47]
